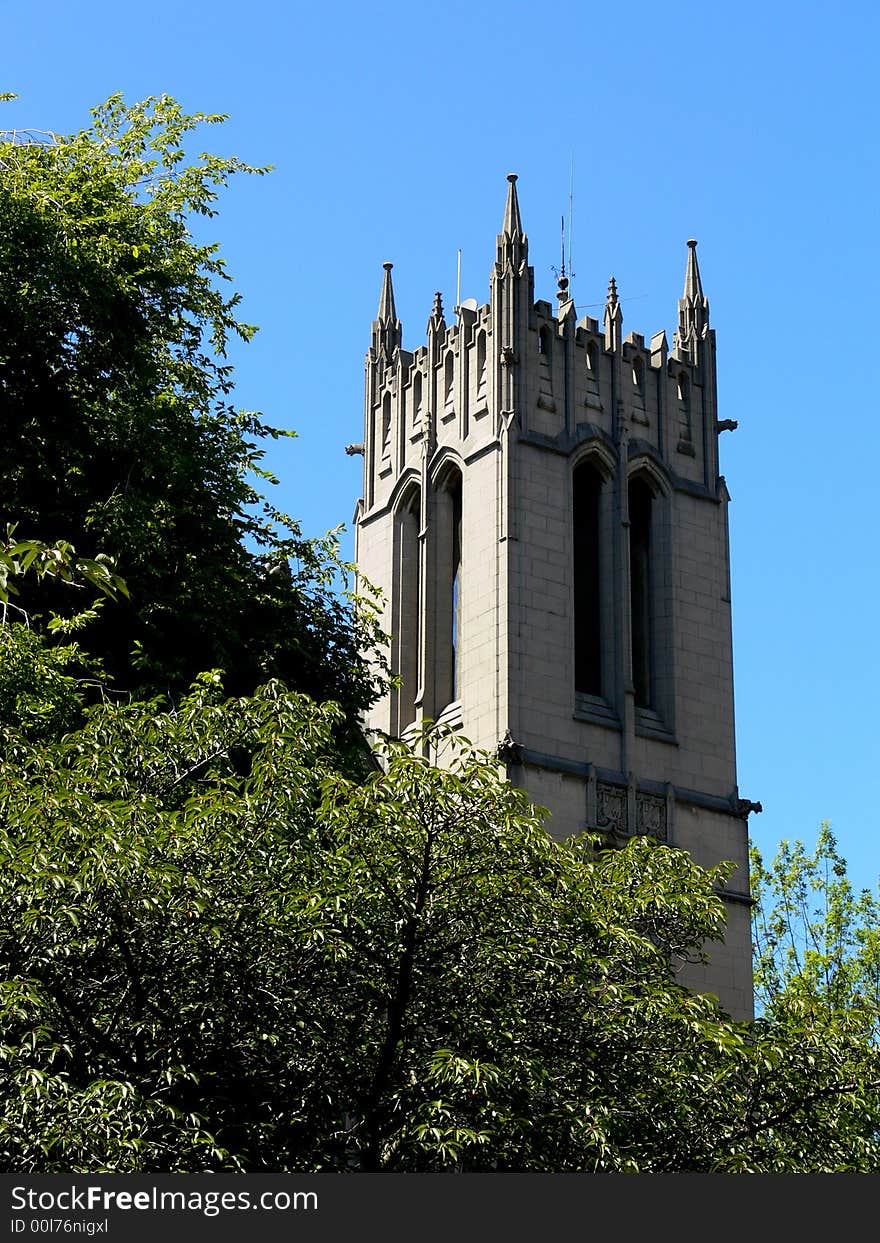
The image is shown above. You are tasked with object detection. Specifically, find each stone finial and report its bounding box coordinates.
[426,289,446,336]
[426,290,447,358]
[604,275,622,352]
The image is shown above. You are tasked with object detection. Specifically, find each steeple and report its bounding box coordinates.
[378,260,397,322]
[496,173,528,272]
[683,238,704,302]
[502,173,524,238]
[603,275,622,352]
[675,239,709,363]
[371,261,402,357]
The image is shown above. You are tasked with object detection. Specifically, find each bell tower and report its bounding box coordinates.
[354,177,757,1020]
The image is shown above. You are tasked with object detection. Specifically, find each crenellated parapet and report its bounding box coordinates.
[362,190,724,522]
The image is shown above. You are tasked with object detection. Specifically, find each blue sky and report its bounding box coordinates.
[4,1,879,893]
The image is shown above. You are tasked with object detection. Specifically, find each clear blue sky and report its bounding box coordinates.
[4,1,879,893]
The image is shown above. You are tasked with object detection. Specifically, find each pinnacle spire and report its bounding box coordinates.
[683,239,704,301]
[377,260,397,321]
[371,261,401,357]
[495,173,528,272]
[604,275,622,351]
[427,289,446,337]
[675,239,709,362]
[501,173,524,239]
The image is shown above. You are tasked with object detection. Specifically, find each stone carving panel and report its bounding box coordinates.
[636,793,667,841]
[597,782,627,833]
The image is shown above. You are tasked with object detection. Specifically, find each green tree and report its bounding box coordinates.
[0,95,384,711]
[0,529,128,742]
[2,690,878,1173]
[752,826,880,1042]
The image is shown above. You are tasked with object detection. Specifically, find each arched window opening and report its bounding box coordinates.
[538,325,552,357]
[395,488,421,731]
[444,352,455,408]
[629,477,653,709]
[367,406,377,507]
[677,372,692,442]
[476,331,487,394]
[412,371,423,426]
[451,477,463,701]
[434,467,463,710]
[632,355,644,390]
[573,461,603,696]
[585,339,599,396]
[381,392,392,454]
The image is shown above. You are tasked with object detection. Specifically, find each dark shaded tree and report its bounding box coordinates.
[0,95,383,711]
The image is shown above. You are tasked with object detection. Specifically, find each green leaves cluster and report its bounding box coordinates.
[0,529,127,743]
[0,95,385,713]
[1,528,128,607]
[0,624,90,744]
[2,691,878,1172]
[752,826,880,1042]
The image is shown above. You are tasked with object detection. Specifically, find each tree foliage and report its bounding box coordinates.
[752,826,880,1043]
[0,530,129,742]
[2,691,878,1173]
[0,95,384,711]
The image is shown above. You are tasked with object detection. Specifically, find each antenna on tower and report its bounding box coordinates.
[567,155,573,277]
[552,159,575,290]
[456,248,461,311]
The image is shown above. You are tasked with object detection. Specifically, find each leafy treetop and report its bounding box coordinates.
[0,94,385,712]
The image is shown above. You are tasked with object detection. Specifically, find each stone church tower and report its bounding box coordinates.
[354,176,757,1020]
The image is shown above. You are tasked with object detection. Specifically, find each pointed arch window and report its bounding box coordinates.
[451,477,463,700]
[538,325,552,357]
[632,355,644,391]
[628,477,654,709]
[573,461,603,696]
[677,372,693,448]
[381,392,392,456]
[412,371,423,427]
[444,352,455,410]
[394,487,421,732]
[476,331,487,398]
[434,466,463,710]
[585,339,599,398]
